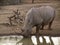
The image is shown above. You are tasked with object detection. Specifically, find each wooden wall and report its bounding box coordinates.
[0,0,60,5]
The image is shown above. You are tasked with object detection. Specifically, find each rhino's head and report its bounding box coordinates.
[21,24,32,38]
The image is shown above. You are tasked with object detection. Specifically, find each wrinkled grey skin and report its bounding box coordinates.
[21,6,55,37]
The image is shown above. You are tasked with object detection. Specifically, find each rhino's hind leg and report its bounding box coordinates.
[48,18,54,30]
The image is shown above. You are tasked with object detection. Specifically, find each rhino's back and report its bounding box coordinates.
[32,6,55,25]
[39,6,55,24]
[40,6,55,17]
[25,6,55,26]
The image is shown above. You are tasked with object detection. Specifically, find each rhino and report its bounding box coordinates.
[21,6,55,37]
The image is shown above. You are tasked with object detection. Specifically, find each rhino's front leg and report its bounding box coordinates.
[36,25,40,36]
[40,23,44,30]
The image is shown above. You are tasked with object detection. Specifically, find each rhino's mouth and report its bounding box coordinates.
[21,29,31,38]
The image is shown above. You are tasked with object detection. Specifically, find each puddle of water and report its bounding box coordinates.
[0,36,23,45]
[39,36,44,43]
[43,36,51,43]
[31,36,60,45]
[0,35,60,45]
[31,36,37,45]
[51,37,60,45]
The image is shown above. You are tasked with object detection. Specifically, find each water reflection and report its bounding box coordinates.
[31,36,37,45]
[31,36,54,45]
[0,35,59,45]
[0,36,23,45]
